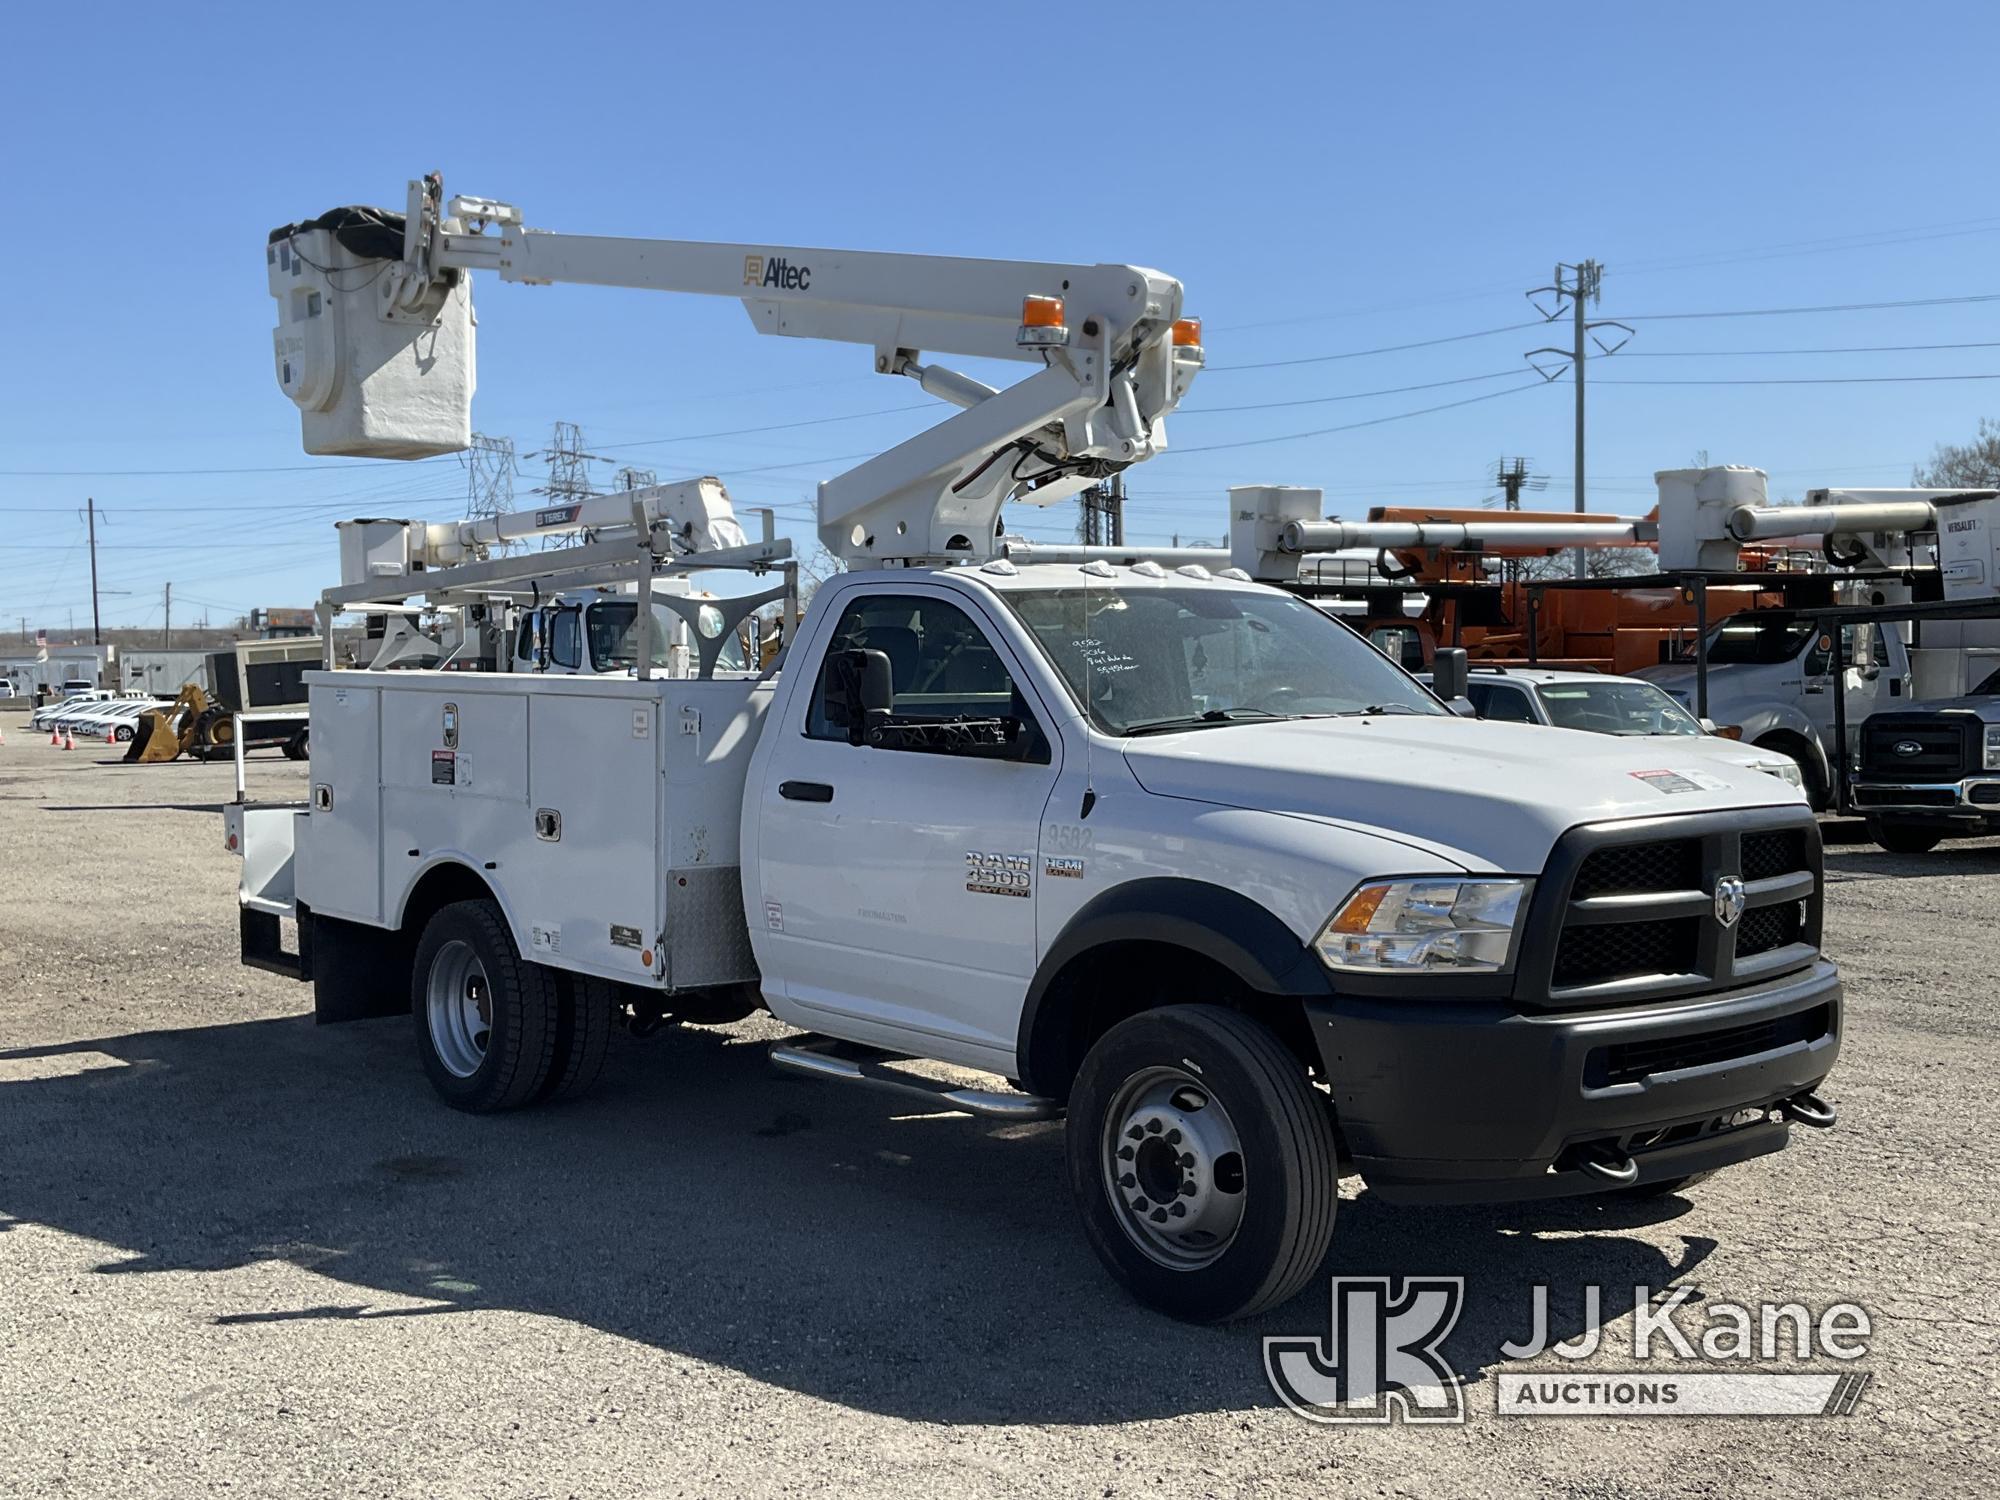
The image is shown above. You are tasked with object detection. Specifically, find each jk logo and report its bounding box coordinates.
[1264,1277,1466,1424]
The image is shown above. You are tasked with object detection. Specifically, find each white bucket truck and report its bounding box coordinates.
[232,178,1842,1321]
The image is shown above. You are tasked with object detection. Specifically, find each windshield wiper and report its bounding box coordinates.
[1122,707,1288,736]
[1331,703,1426,717]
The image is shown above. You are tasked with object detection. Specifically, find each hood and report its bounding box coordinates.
[1875,696,2000,723]
[1120,716,1800,873]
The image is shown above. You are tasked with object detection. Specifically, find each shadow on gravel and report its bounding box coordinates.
[1823,844,2000,880]
[0,1016,1707,1425]
[39,802,228,815]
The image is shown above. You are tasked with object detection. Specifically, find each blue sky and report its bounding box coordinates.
[6,0,2000,634]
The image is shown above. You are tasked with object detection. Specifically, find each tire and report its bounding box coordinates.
[113,724,134,743]
[1618,1169,1714,1200]
[537,973,613,1104]
[1066,1004,1338,1324]
[282,728,310,761]
[411,900,560,1112]
[1867,817,1944,855]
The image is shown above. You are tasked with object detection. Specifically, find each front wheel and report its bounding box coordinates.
[412,900,560,1112]
[1867,817,1944,855]
[1066,1005,1338,1323]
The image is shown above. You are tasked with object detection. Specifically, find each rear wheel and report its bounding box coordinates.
[1867,817,1944,855]
[538,973,613,1103]
[412,900,559,1112]
[1066,1005,1338,1323]
[282,728,310,761]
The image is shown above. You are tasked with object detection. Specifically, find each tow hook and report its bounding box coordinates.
[1781,1091,1838,1129]
[1574,1143,1640,1187]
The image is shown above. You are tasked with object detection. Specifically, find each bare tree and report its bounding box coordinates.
[1515,546,1659,582]
[1913,417,2000,489]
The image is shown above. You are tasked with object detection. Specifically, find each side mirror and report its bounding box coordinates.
[825,648,894,746]
[1699,717,1719,734]
[1430,647,1469,704]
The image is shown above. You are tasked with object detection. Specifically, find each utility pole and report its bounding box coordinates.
[84,497,103,644]
[1525,262,1632,577]
[163,582,172,650]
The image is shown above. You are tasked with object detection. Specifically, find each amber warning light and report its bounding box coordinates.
[1017,296,1069,348]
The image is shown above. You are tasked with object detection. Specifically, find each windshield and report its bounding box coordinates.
[1004,585,1445,734]
[1972,665,2000,696]
[1685,614,1814,665]
[1537,680,1704,736]
[587,600,749,674]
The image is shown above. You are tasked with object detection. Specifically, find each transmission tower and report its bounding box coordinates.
[1492,456,1547,511]
[1077,472,1126,546]
[463,433,517,524]
[538,421,602,548]
[615,465,658,492]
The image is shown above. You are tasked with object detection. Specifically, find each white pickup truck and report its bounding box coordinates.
[231,176,1841,1321]
[233,558,1842,1321]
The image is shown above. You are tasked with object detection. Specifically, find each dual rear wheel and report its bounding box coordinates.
[412,900,610,1112]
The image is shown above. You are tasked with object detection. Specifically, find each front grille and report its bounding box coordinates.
[1853,785,1958,808]
[1525,809,1823,1006]
[1589,1003,1833,1087]
[1553,918,1700,988]
[1860,716,1973,779]
[1742,829,1805,883]
[1573,840,1700,897]
[1736,901,1802,958]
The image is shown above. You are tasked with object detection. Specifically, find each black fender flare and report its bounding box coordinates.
[1015,878,1326,1095]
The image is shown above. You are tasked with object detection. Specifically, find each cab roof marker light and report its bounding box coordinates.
[1079,559,1116,578]
[1176,564,1212,580]
[1129,560,1167,578]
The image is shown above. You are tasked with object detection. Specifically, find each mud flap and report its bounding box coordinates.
[309,909,415,1025]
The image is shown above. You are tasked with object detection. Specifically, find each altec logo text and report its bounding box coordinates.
[743,254,812,291]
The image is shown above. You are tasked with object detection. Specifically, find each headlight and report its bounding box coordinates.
[1753,758,1805,788]
[1985,725,2000,771]
[1313,878,1531,975]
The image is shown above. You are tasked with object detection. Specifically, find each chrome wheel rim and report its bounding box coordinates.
[426,940,491,1079]
[1100,1065,1246,1270]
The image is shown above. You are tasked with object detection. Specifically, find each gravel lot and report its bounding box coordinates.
[2,716,1996,1497]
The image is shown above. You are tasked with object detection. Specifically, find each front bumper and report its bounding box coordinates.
[1851,777,2000,824]
[1308,959,1841,1203]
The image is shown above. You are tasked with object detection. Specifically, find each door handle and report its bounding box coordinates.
[779,780,834,803]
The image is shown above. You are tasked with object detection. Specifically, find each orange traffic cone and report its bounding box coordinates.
[62,729,75,751]
[49,727,61,746]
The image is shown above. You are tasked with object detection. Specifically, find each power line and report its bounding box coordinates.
[1623,292,2000,321]
[1597,372,2000,386]
[1169,379,1551,455]
[1177,369,1521,415]
[1204,321,1544,373]
[1610,340,2000,357]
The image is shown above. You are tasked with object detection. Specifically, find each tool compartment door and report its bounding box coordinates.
[297,680,383,924]
[523,689,664,983]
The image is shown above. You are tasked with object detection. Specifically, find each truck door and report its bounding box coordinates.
[1803,623,1892,750]
[755,587,1062,1063]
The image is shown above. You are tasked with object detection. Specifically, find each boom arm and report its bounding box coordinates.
[273,174,1202,565]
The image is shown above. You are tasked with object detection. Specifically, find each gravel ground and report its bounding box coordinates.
[1,717,1996,1497]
